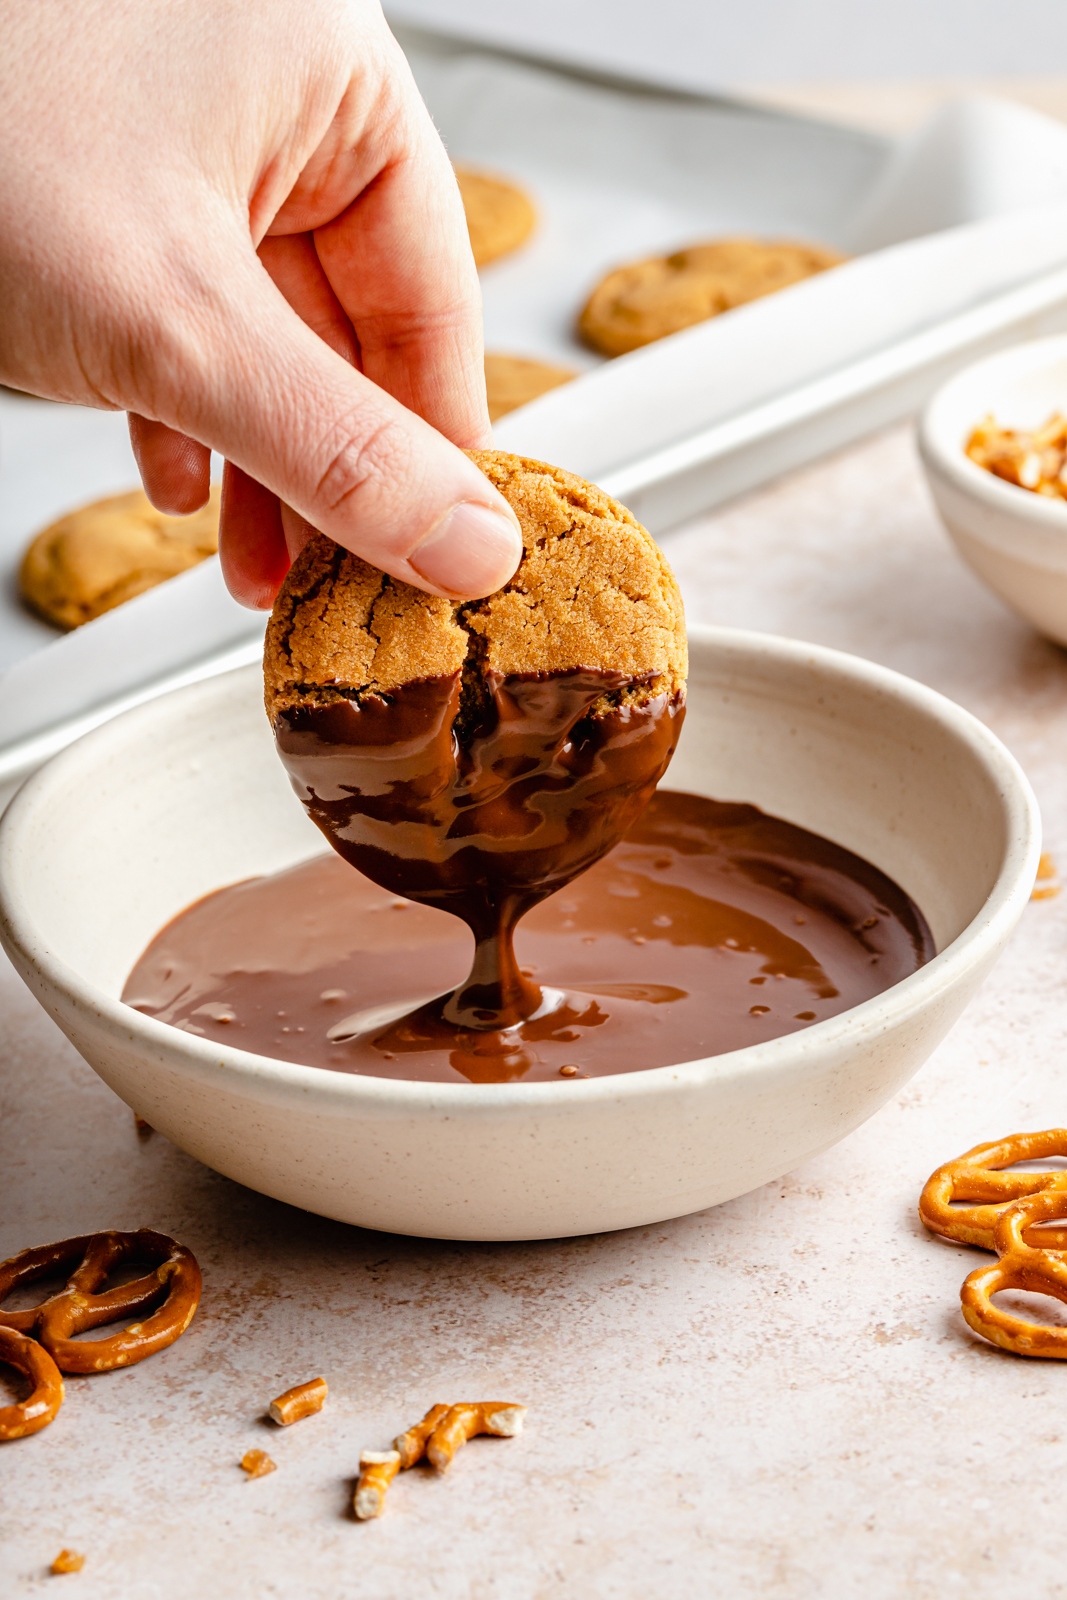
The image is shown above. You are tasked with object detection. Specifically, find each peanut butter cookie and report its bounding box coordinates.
[579,236,846,357]
[264,450,686,717]
[455,165,536,268]
[20,486,221,630]
[484,353,577,421]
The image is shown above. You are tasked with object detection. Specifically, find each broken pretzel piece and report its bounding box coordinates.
[397,1401,527,1473]
[354,1450,401,1520]
[268,1376,327,1426]
[240,1449,276,1479]
[50,1549,85,1575]
[394,1402,449,1469]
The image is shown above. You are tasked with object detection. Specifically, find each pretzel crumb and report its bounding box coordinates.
[50,1550,85,1575]
[268,1376,328,1426]
[240,1449,277,1478]
[1032,851,1061,900]
[354,1450,401,1519]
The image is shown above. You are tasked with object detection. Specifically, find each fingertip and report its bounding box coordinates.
[218,462,291,610]
[128,416,212,514]
[408,499,523,599]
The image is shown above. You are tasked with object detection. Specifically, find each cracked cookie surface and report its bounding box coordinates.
[263,450,686,720]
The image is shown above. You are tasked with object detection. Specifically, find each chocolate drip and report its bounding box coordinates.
[274,670,684,1030]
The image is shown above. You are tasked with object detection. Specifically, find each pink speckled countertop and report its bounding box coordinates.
[3,422,1067,1598]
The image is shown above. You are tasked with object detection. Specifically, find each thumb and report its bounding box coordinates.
[157,259,521,605]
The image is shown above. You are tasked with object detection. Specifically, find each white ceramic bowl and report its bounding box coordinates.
[0,629,1039,1241]
[919,336,1067,646]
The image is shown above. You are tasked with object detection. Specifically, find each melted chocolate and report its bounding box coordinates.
[273,670,683,1030]
[124,790,934,1084]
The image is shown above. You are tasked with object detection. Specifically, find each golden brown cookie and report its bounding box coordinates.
[455,165,537,268]
[20,486,221,630]
[484,353,577,421]
[264,450,686,718]
[579,236,846,357]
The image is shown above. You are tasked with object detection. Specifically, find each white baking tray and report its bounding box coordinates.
[6,27,1067,804]
[402,26,1067,524]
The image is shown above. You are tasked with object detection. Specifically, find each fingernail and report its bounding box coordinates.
[409,501,522,599]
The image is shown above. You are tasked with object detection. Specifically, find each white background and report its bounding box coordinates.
[386,0,1067,90]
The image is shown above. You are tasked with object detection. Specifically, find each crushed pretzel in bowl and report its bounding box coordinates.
[966,412,1067,499]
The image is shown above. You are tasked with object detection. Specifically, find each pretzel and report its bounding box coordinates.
[354,1450,401,1519]
[268,1376,328,1426]
[394,1402,449,1469]
[0,1326,65,1441]
[397,1401,527,1472]
[240,1449,277,1478]
[961,1187,1067,1358]
[0,1230,201,1373]
[50,1550,85,1575]
[918,1130,1067,1251]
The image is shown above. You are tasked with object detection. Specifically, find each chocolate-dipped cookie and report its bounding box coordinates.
[265,451,686,1038]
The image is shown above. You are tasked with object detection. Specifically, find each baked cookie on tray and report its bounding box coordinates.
[454,165,537,268]
[579,236,846,357]
[484,353,577,421]
[20,485,221,630]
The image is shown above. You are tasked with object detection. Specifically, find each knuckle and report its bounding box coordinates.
[313,410,414,518]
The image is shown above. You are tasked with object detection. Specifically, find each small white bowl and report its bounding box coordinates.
[0,630,1039,1241]
[919,336,1067,646]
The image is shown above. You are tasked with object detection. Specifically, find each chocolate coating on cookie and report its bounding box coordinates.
[265,452,686,1035]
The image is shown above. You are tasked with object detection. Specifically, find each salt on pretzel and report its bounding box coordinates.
[918,1129,1067,1251]
[396,1401,527,1472]
[961,1186,1067,1358]
[0,1326,65,1441]
[0,1229,201,1373]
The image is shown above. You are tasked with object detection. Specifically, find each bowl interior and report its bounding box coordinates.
[926,336,1067,468]
[1,631,1025,1022]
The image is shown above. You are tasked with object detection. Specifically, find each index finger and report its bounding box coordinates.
[311,102,490,448]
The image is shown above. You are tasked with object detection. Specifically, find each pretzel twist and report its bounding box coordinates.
[0,1230,201,1373]
[0,1326,65,1441]
[961,1187,1067,1357]
[918,1129,1067,1251]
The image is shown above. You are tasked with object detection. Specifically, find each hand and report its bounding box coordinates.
[0,0,522,604]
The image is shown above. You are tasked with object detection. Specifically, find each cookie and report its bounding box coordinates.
[455,165,536,268]
[578,236,846,357]
[20,486,221,630]
[264,450,686,718]
[484,353,577,421]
